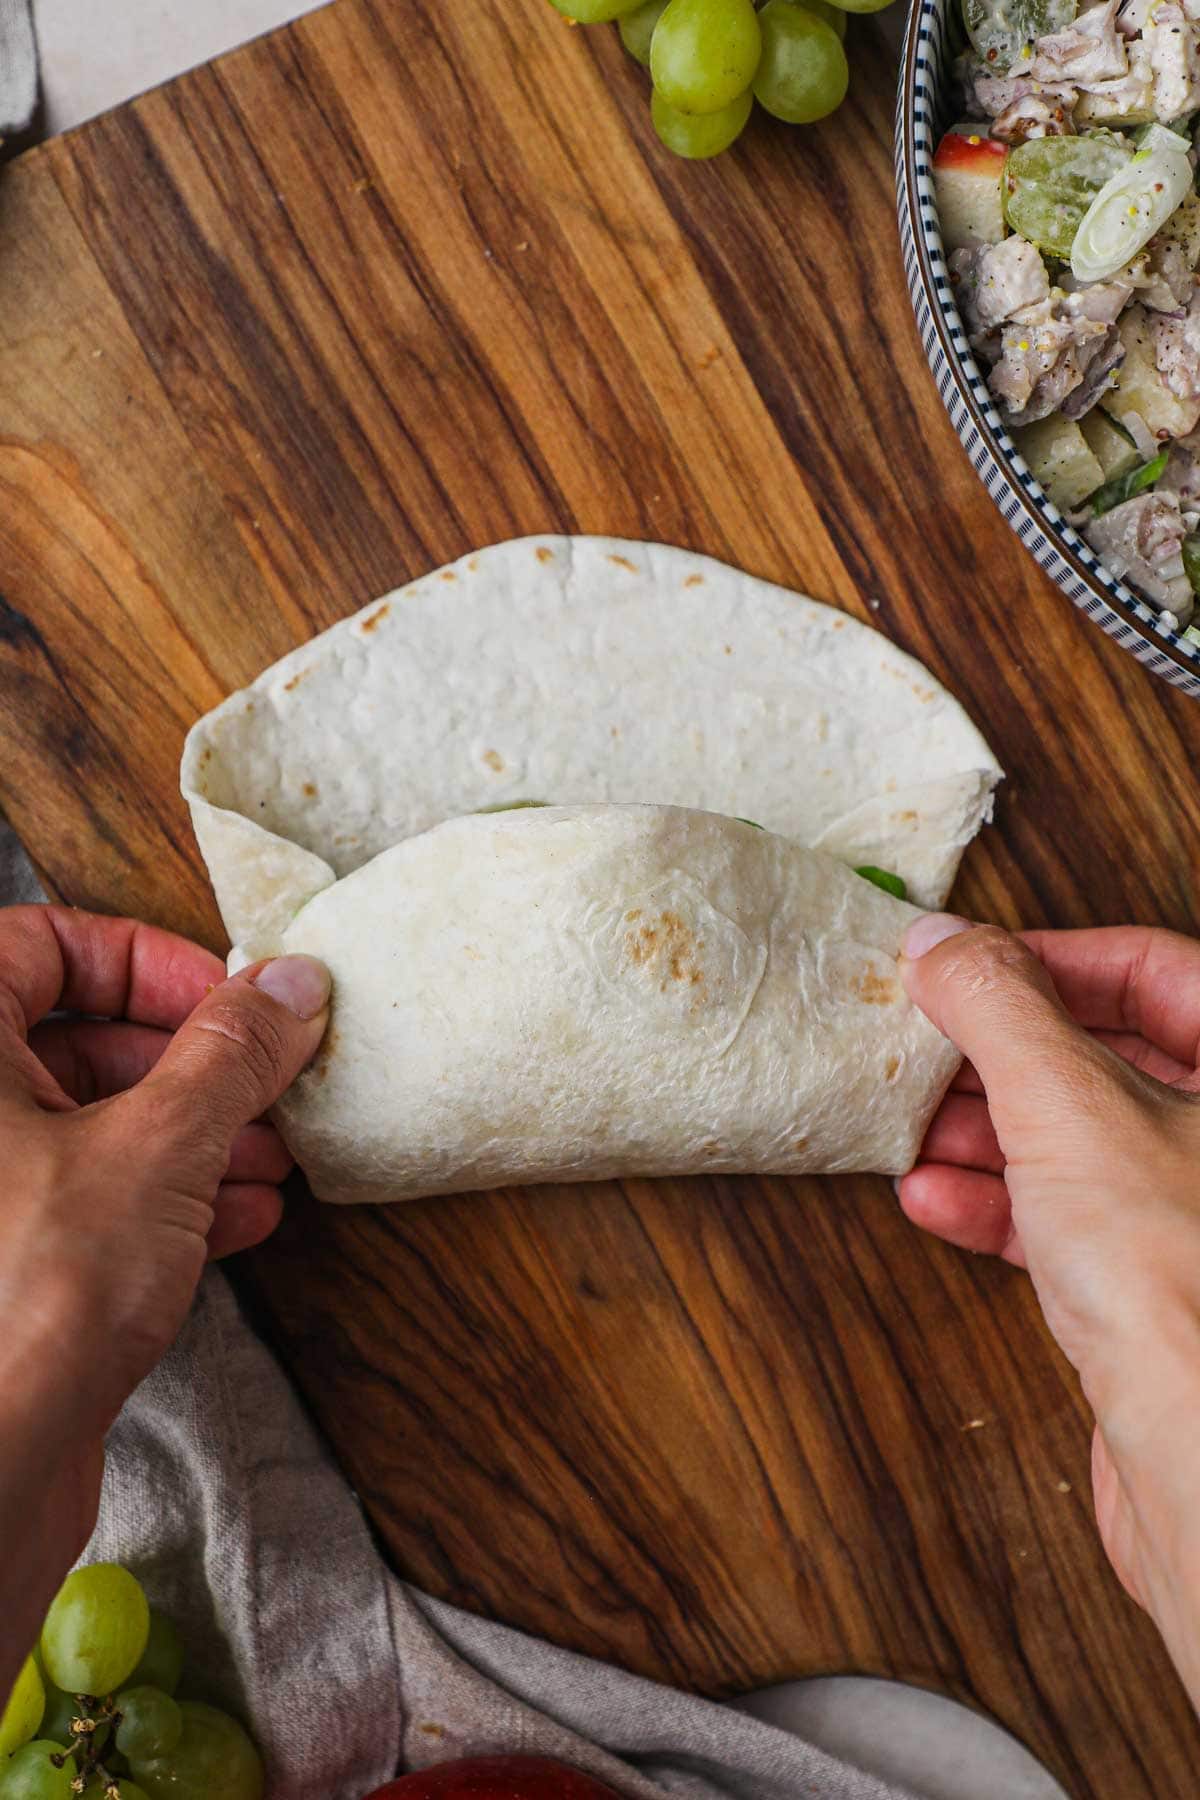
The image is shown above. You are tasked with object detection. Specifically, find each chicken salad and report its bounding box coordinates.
[933,0,1200,629]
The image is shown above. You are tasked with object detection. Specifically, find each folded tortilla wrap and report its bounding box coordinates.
[269,805,961,1203]
[181,537,1001,963]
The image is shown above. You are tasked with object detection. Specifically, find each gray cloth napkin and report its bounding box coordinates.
[0,0,36,136]
[88,1271,919,1800]
[0,816,917,1798]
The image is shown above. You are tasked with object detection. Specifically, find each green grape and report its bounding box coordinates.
[123,1618,183,1702]
[780,0,846,39]
[545,0,642,17]
[103,1752,132,1780]
[131,1704,263,1800]
[752,0,847,122]
[0,1741,74,1800]
[41,1568,150,1699]
[0,1658,45,1758]
[650,0,762,115]
[619,0,669,60]
[962,0,1075,72]
[1002,134,1132,258]
[114,1692,181,1763]
[651,86,753,155]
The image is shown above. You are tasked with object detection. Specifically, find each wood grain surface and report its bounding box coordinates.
[2,3,1199,1792]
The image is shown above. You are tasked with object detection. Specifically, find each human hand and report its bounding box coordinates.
[900,918,1200,1707]
[0,904,329,1691]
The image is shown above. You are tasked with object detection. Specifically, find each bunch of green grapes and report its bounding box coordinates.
[546,0,895,158]
[0,1566,263,1800]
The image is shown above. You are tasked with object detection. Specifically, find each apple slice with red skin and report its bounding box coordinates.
[933,128,1007,253]
[363,1756,625,1800]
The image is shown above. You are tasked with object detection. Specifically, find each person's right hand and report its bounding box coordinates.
[900,918,1200,1709]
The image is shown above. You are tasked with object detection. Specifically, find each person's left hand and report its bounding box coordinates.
[0,903,330,1684]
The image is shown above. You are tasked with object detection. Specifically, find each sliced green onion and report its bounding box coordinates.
[473,799,550,813]
[1091,448,1170,515]
[855,865,908,901]
[1071,132,1193,283]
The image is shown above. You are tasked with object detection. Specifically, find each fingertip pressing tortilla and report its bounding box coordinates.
[182,537,999,1201]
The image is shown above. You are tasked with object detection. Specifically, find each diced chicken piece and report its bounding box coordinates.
[1126,239,1196,312]
[1032,0,1128,82]
[1062,324,1127,416]
[1154,289,1200,393]
[949,236,1052,339]
[989,302,1112,421]
[1102,303,1200,436]
[1118,0,1153,34]
[1145,1,1200,118]
[1086,490,1194,610]
[933,129,1008,250]
[1155,436,1200,501]
[1059,272,1137,323]
[1075,38,1157,119]
[971,68,1078,139]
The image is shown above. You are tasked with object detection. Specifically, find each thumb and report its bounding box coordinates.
[900,916,1127,1128]
[119,955,330,1186]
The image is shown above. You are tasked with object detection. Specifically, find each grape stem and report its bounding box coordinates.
[48,1694,125,1796]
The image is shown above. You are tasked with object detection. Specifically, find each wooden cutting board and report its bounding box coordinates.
[3,3,1200,1792]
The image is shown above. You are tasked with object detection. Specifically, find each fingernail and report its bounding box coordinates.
[253,954,331,1019]
[892,1177,903,1198]
[903,914,973,960]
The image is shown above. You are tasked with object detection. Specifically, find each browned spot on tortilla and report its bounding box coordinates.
[852,969,898,1006]
[608,554,637,572]
[282,669,309,692]
[625,908,642,921]
[482,748,504,772]
[684,574,705,588]
[440,570,457,582]
[885,1056,900,1081]
[361,604,389,632]
[245,701,255,713]
[536,546,555,564]
[895,809,918,823]
[418,1722,445,1739]
[833,618,845,630]
[701,1140,724,1155]
[302,782,318,798]
[625,910,704,989]
[468,556,480,572]
[794,1136,809,1152]
[200,747,212,766]
[723,644,732,655]
[610,725,620,739]
[463,944,482,960]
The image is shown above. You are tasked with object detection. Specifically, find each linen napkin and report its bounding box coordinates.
[0,0,36,137]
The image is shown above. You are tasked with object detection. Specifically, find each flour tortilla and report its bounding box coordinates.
[181,537,1001,961]
[271,805,961,1203]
